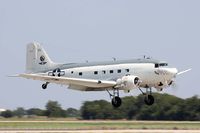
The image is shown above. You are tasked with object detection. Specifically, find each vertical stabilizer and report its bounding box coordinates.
[26,42,56,73]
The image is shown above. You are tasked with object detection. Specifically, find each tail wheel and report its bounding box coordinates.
[42,84,47,89]
[112,96,122,108]
[144,95,154,105]
[42,82,49,89]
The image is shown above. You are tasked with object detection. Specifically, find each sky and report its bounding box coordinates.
[0,0,199,110]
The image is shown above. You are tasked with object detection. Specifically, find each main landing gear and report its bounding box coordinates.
[107,87,155,108]
[139,87,154,106]
[106,89,122,108]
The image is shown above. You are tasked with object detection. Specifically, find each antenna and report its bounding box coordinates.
[142,55,151,59]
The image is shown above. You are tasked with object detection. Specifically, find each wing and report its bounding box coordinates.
[19,74,116,89]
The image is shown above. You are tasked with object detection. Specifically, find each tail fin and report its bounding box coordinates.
[26,42,57,73]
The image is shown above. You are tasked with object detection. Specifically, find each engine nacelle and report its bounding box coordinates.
[116,75,141,90]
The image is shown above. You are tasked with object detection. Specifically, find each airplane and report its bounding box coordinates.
[18,42,191,108]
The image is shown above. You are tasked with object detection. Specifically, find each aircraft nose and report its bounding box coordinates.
[168,68,178,76]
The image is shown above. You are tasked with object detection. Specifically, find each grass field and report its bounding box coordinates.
[0,118,199,130]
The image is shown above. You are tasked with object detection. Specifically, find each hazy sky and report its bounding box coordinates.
[0,0,199,110]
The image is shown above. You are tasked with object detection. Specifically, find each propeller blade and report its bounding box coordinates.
[171,81,177,89]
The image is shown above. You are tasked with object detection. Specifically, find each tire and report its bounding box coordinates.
[112,96,122,108]
[42,84,47,89]
[144,95,154,105]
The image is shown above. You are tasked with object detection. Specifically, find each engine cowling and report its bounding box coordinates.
[155,80,175,91]
[116,75,141,90]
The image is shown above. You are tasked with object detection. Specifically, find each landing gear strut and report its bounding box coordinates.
[106,89,122,108]
[42,82,49,89]
[139,87,154,106]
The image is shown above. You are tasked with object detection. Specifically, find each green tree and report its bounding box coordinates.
[135,93,183,120]
[81,100,125,120]
[45,101,66,117]
[183,96,200,120]
[66,108,80,117]
[13,107,26,118]
[27,108,45,116]
[80,93,200,121]
[1,110,13,118]
[121,96,139,119]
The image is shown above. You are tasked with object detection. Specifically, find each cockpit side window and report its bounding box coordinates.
[155,64,159,68]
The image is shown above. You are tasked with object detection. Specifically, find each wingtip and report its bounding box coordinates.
[8,73,29,77]
[7,74,20,77]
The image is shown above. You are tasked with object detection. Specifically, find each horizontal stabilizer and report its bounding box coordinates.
[7,75,20,77]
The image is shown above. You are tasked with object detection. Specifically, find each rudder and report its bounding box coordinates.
[26,42,56,73]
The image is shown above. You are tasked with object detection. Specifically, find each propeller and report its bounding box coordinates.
[169,68,191,90]
[169,80,178,89]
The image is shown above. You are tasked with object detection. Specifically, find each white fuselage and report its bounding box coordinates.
[54,63,177,90]
[19,43,190,107]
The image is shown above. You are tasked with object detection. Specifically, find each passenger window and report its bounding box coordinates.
[102,70,106,74]
[94,71,98,75]
[117,69,121,73]
[110,70,114,73]
[126,69,129,72]
[71,71,74,74]
[79,72,82,76]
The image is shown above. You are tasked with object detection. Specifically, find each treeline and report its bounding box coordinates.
[1,93,200,120]
[81,93,200,120]
[1,101,80,118]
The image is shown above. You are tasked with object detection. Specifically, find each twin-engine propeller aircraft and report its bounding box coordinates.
[19,42,191,108]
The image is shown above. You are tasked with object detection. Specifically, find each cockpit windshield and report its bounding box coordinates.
[155,63,168,68]
[159,63,168,67]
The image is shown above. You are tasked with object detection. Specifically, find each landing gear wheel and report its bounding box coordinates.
[42,84,47,89]
[112,96,122,108]
[144,95,154,106]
